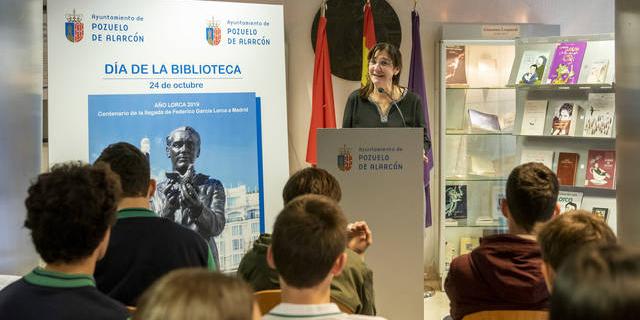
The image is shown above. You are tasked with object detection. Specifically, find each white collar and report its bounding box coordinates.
[268,303,342,317]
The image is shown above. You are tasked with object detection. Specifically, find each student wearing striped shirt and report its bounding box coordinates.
[263,194,386,320]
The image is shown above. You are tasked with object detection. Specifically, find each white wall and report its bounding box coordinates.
[220,0,614,279]
[0,0,42,274]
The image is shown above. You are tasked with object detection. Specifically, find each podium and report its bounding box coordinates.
[317,128,425,320]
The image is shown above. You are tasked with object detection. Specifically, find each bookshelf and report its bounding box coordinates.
[510,34,617,233]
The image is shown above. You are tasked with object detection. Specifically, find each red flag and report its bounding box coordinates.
[361,1,377,86]
[306,15,336,165]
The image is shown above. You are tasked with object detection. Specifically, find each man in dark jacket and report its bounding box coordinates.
[445,162,560,320]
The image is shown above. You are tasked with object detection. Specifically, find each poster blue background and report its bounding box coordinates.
[88,92,261,193]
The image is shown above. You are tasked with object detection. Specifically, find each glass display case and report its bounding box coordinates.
[438,40,516,275]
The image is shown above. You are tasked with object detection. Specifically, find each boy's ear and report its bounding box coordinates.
[330,252,347,276]
[266,245,276,269]
[501,199,511,220]
[553,202,561,217]
[541,261,556,293]
[147,179,157,198]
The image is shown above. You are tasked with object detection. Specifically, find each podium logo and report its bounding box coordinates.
[65,9,84,43]
[337,145,353,172]
[206,17,222,46]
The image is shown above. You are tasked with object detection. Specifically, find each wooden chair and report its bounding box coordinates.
[125,306,136,315]
[463,310,548,320]
[254,289,282,315]
[254,289,354,315]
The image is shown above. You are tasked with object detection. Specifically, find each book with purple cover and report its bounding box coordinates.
[547,41,587,85]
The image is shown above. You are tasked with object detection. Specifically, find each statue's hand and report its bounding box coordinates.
[181,182,204,219]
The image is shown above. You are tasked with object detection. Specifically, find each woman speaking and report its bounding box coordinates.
[343,42,431,156]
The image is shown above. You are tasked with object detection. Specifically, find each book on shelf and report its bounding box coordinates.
[516,50,550,85]
[591,207,610,222]
[490,185,506,220]
[445,185,468,220]
[549,101,579,136]
[521,100,548,135]
[476,216,497,226]
[499,112,516,133]
[469,155,497,176]
[547,41,587,85]
[459,237,480,255]
[444,219,460,226]
[585,150,616,189]
[443,135,469,178]
[584,59,610,83]
[445,45,467,85]
[557,152,580,186]
[446,89,467,130]
[468,108,501,132]
[520,149,554,170]
[444,241,457,271]
[583,93,615,137]
[558,190,584,213]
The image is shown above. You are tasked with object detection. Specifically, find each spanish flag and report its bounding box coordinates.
[361,1,377,86]
[305,11,336,165]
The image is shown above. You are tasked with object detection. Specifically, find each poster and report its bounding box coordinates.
[48,0,288,271]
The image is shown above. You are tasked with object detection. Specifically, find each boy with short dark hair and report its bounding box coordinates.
[551,244,640,320]
[238,167,375,314]
[94,142,214,306]
[0,162,128,320]
[537,210,616,291]
[264,195,385,319]
[445,162,560,319]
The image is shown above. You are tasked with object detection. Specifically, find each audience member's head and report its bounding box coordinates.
[503,162,560,233]
[537,210,616,291]
[282,167,341,204]
[134,268,259,320]
[95,142,153,198]
[550,244,640,320]
[24,162,121,264]
[268,194,347,289]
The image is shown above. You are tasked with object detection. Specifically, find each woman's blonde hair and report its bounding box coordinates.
[133,268,254,320]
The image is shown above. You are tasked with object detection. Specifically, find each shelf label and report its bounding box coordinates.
[482,24,520,39]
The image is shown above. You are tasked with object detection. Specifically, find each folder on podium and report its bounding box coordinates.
[317,128,425,320]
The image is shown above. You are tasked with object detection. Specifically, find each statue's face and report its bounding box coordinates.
[167,130,199,172]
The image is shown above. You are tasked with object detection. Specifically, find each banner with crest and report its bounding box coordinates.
[47,0,287,272]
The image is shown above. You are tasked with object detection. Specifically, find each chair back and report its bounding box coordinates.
[125,306,137,315]
[254,289,282,315]
[463,310,548,320]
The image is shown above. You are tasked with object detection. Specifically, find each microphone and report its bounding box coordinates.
[377,87,406,127]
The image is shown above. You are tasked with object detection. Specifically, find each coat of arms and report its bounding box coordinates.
[65,10,84,43]
[206,17,222,46]
[337,145,352,172]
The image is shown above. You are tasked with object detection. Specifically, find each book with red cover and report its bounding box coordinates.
[585,150,616,189]
[557,152,579,186]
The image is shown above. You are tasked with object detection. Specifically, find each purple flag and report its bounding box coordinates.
[408,10,434,228]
